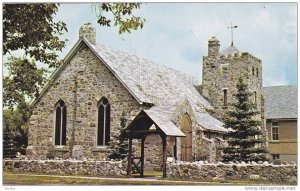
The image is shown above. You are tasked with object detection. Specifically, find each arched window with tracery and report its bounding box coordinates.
[97,97,110,146]
[55,100,67,145]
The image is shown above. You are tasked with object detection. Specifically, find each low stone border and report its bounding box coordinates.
[167,161,297,183]
[3,159,127,177]
[3,159,297,184]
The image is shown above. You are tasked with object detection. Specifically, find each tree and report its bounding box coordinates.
[222,77,268,162]
[4,57,49,108]
[3,101,31,155]
[94,3,145,34]
[3,119,17,159]
[3,4,67,67]
[108,112,129,160]
[3,4,67,108]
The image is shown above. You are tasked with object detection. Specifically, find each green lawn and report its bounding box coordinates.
[3,173,206,185]
[3,172,296,186]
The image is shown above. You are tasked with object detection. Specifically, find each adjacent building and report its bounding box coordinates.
[263,85,297,162]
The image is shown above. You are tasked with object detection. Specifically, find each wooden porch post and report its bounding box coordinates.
[127,136,133,176]
[140,136,145,177]
[162,135,167,178]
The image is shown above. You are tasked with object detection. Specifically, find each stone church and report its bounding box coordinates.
[26,23,265,167]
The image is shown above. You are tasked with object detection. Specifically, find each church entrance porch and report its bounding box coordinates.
[122,109,185,178]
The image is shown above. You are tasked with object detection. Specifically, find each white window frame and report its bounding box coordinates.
[271,121,279,141]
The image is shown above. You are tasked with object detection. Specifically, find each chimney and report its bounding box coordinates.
[208,36,220,56]
[79,22,96,44]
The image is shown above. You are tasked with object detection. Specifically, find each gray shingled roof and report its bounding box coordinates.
[87,39,213,111]
[221,45,240,55]
[263,85,297,119]
[123,105,186,138]
[143,103,228,133]
[144,107,186,137]
[195,112,228,132]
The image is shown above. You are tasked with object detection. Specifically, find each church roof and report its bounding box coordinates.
[123,107,186,138]
[221,45,240,55]
[143,107,186,137]
[195,112,228,132]
[141,103,228,133]
[86,38,213,111]
[263,85,297,119]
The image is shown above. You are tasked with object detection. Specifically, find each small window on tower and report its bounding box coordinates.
[223,89,228,107]
[254,91,257,105]
[252,66,255,75]
[256,68,259,77]
[222,66,228,74]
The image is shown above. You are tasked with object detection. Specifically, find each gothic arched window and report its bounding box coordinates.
[55,100,67,145]
[97,97,110,146]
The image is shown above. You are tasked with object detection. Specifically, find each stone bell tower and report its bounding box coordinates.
[202,37,263,122]
[79,22,96,44]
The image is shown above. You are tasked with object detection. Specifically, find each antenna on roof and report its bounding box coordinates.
[227,22,238,46]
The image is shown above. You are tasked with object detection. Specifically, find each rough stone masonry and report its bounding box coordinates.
[167,161,297,183]
[3,159,297,184]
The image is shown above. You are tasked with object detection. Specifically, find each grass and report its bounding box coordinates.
[3,173,206,185]
[131,170,163,178]
[3,172,296,186]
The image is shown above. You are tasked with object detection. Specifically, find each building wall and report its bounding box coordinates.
[266,119,297,162]
[26,43,142,160]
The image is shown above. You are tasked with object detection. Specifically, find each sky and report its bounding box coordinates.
[53,2,297,87]
[4,2,297,87]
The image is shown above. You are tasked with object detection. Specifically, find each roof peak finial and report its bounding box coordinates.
[227,22,238,46]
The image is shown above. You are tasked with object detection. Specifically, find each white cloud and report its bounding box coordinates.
[5,3,296,87]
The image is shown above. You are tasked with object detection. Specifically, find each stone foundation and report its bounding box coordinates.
[3,159,127,177]
[167,161,297,183]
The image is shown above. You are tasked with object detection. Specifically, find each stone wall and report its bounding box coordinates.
[4,159,296,183]
[3,159,127,177]
[167,161,297,183]
[26,43,142,160]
